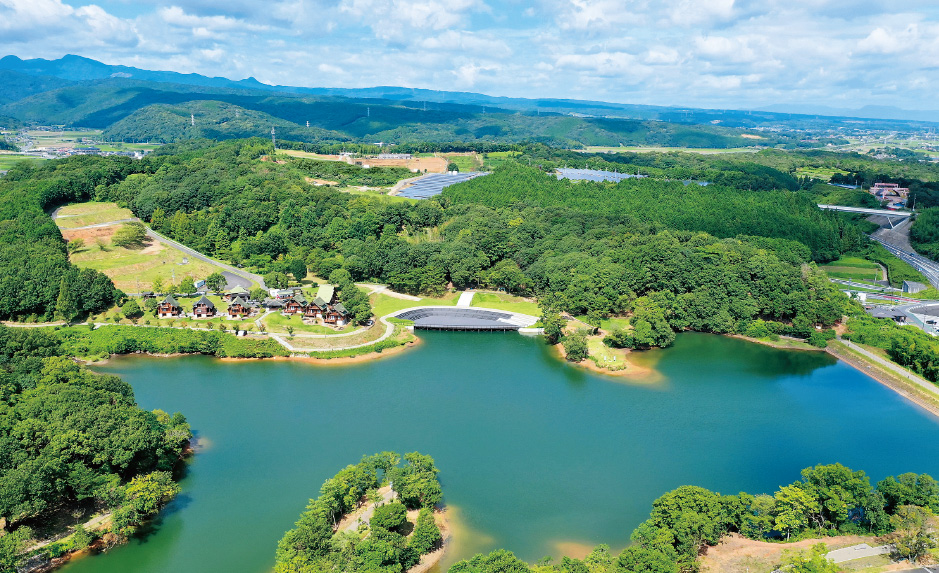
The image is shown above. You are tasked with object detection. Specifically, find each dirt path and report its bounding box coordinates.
[700,532,880,573]
[336,486,396,533]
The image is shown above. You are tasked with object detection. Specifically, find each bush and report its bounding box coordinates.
[370,502,407,532]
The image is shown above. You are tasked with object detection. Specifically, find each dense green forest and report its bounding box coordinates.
[911,207,939,259]
[0,156,127,321]
[274,452,443,573]
[83,139,855,341]
[451,464,939,573]
[0,326,190,569]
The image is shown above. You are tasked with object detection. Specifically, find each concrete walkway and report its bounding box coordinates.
[456,291,475,307]
[826,543,893,563]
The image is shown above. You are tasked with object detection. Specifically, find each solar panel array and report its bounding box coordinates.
[556,168,647,183]
[396,172,491,199]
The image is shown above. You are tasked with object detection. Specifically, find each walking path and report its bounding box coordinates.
[456,291,475,307]
[826,543,893,563]
[835,337,939,399]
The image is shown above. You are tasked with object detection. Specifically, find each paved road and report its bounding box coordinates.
[145,228,265,289]
[826,543,892,563]
[893,566,939,573]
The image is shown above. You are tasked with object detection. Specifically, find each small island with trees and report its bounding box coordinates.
[274,452,447,573]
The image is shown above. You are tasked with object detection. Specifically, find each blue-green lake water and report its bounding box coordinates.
[63,332,939,573]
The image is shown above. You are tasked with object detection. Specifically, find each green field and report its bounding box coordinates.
[444,154,479,172]
[54,202,135,228]
[261,312,355,335]
[796,166,850,181]
[820,257,882,282]
[470,292,540,316]
[369,291,459,318]
[0,155,48,169]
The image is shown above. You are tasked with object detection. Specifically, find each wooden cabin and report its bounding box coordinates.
[227,296,256,318]
[323,303,350,326]
[303,298,325,320]
[157,295,183,318]
[283,294,307,315]
[192,296,217,318]
[224,285,250,301]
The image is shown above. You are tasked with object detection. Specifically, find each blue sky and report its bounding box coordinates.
[1,0,937,110]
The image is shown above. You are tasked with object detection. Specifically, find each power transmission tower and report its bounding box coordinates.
[191,113,195,126]
[271,126,276,151]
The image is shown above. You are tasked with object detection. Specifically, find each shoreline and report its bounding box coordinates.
[556,340,662,383]
[827,341,939,419]
[407,506,452,573]
[727,333,825,352]
[220,336,422,365]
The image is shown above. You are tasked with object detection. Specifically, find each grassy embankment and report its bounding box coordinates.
[582,146,762,154]
[819,257,882,282]
[56,202,231,292]
[56,324,288,362]
[469,292,540,316]
[261,312,356,335]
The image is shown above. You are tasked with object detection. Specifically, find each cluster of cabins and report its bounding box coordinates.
[154,284,351,326]
[263,284,351,326]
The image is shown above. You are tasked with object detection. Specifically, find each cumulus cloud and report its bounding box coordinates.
[0,0,938,109]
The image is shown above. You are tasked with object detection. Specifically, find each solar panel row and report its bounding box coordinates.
[555,168,648,183]
[396,172,492,199]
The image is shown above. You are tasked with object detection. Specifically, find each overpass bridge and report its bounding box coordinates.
[818,204,912,228]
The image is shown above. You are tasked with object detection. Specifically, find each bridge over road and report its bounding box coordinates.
[818,204,912,228]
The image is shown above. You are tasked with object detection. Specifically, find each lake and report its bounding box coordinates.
[62,332,939,573]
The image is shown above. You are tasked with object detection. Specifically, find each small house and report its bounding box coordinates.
[225,285,250,301]
[283,294,307,315]
[903,281,928,294]
[867,307,907,323]
[271,289,295,300]
[303,298,326,320]
[157,295,183,318]
[262,298,284,310]
[192,296,217,318]
[324,302,350,326]
[227,296,257,318]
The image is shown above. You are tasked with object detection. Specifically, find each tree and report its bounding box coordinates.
[289,259,308,282]
[265,272,289,289]
[152,277,164,295]
[111,222,148,248]
[409,508,442,555]
[205,272,227,293]
[0,525,32,572]
[540,303,564,345]
[122,299,143,321]
[890,505,936,564]
[55,277,78,324]
[67,238,85,253]
[563,332,589,362]
[779,543,838,573]
[774,485,820,540]
[370,502,407,532]
[250,287,268,301]
[447,162,459,172]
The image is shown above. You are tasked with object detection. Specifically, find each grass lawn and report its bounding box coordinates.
[795,166,850,180]
[68,238,225,293]
[470,292,540,316]
[261,312,356,335]
[282,321,388,350]
[54,202,135,228]
[370,292,459,318]
[444,154,478,172]
[587,336,629,371]
[821,257,882,282]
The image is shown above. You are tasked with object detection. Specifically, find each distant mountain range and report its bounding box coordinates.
[759,104,939,124]
[0,54,935,147]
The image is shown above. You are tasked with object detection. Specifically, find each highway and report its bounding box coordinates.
[818,204,914,218]
[871,236,939,289]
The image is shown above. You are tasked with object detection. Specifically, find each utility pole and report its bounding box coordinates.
[191,113,195,127]
[271,126,276,151]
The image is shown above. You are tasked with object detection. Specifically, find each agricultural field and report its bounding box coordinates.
[442,153,481,172]
[25,129,103,148]
[820,257,883,282]
[0,154,48,169]
[53,201,135,229]
[795,166,851,181]
[470,291,540,316]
